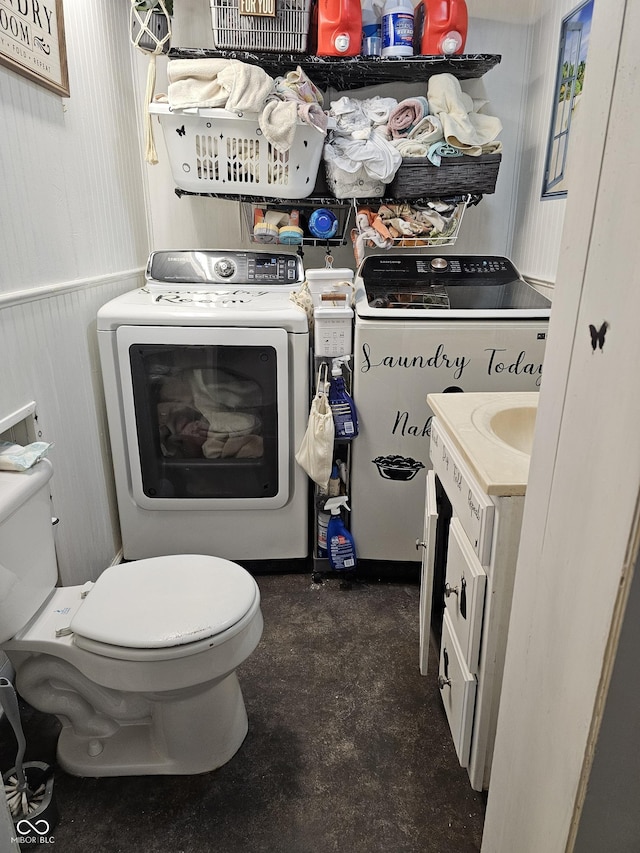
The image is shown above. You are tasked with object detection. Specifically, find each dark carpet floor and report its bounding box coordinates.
[0,573,485,852]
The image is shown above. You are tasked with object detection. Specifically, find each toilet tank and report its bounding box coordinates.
[0,459,58,643]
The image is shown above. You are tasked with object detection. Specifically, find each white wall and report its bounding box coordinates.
[482,1,637,850]
[0,1,149,584]
[510,0,578,284]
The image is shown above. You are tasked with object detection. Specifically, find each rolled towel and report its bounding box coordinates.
[388,96,430,138]
[408,114,443,144]
[392,138,429,157]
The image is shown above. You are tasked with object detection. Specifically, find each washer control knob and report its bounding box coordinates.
[430,257,448,270]
[214,258,236,278]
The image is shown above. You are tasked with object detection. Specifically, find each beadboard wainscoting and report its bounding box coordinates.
[1,2,151,583]
[0,271,144,585]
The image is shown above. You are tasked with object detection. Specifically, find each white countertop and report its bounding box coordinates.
[427,392,539,496]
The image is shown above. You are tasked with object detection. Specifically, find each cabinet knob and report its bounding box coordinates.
[415,538,427,551]
[444,583,458,598]
[438,675,451,689]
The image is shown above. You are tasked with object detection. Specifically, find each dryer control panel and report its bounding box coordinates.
[146,250,303,286]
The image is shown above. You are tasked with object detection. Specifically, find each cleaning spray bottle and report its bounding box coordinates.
[325,496,357,571]
[329,356,359,439]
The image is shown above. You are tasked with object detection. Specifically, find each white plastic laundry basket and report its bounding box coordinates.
[150,103,324,198]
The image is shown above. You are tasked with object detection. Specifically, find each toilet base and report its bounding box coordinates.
[56,672,249,777]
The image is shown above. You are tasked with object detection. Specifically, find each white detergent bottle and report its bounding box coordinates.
[381,0,414,56]
[325,496,357,571]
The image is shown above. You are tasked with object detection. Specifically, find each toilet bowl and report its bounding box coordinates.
[0,459,263,776]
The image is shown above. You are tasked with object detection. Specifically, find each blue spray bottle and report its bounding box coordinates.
[329,357,359,439]
[325,496,357,571]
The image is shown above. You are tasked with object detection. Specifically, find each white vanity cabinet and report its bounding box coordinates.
[419,416,527,791]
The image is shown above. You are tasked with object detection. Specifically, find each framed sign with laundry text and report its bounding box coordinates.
[0,0,70,97]
[542,0,593,198]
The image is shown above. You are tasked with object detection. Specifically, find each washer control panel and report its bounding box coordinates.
[360,255,517,284]
[146,250,303,286]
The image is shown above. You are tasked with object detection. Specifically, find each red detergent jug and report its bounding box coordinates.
[416,0,467,55]
[316,0,362,56]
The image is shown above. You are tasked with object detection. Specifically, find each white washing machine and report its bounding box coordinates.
[350,254,552,564]
[97,250,309,564]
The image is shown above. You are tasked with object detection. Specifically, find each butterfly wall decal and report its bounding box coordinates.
[589,321,608,352]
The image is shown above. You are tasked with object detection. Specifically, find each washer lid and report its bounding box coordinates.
[69,555,258,649]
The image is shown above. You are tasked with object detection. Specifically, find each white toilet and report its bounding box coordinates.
[0,458,263,777]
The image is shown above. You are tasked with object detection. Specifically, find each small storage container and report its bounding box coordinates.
[150,102,325,199]
[210,0,312,52]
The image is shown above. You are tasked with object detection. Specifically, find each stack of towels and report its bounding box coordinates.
[323,73,503,198]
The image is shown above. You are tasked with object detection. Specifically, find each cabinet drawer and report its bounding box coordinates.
[430,419,494,565]
[439,610,477,768]
[445,517,486,674]
[419,470,438,676]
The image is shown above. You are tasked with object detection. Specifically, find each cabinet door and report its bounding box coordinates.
[418,470,438,676]
[445,517,487,674]
[439,610,477,768]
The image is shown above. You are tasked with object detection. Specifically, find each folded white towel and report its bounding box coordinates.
[427,73,502,156]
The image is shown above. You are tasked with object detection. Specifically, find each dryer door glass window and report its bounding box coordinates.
[129,342,280,499]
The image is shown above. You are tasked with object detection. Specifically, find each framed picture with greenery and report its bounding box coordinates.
[0,0,69,96]
[542,0,594,198]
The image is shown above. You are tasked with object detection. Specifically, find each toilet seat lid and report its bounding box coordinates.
[69,555,258,649]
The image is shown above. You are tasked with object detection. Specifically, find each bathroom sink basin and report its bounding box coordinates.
[488,406,537,455]
[427,392,540,496]
[470,399,538,458]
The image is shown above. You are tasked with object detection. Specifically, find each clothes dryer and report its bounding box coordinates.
[98,250,309,564]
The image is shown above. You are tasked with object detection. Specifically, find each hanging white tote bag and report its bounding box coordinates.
[295,364,335,489]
